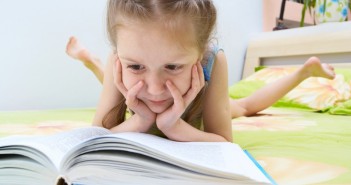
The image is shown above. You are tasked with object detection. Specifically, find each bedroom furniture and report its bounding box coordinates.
[243,21,351,79]
[234,21,351,184]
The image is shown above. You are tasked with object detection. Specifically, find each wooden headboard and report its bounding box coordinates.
[242,22,351,79]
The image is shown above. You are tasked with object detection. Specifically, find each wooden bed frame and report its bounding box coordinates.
[242,22,351,79]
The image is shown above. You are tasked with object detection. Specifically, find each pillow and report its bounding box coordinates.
[229,67,351,114]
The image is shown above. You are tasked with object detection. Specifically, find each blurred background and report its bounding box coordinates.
[0,0,263,110]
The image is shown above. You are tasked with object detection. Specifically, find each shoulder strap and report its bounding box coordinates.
[203,45,223,81]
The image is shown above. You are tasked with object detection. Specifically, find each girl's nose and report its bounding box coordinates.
[146,75,166,96]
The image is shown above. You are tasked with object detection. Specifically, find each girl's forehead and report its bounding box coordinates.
[116,19,199,49]
[116,23,200,63]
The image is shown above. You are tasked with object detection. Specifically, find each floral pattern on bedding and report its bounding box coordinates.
[0,107,350,184]
[258,157,348,185]
[0,109,94,137]
[285,75,351,110]
[0,121,89,136]
[245,67,351,110]
[232,107,351,185]
[232,115,316,131]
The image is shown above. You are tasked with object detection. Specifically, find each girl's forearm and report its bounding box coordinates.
[110,114,153,133]
[160,119,228,142]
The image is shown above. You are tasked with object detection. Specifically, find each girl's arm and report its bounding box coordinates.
[109,113,152,133]
[159,51,232,142]
[160,119,229,142]
[201,51,232,141]
[93,52,123,126]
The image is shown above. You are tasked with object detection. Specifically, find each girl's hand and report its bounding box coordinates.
[156,62,205,131]
[113,58,156,130]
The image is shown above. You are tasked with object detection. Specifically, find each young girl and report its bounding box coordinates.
[66,0,335,142]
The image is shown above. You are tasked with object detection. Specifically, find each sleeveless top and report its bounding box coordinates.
[202,45,221,82]
[147,45,223,137]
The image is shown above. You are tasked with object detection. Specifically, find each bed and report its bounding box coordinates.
[1,22,350,185]
[230,22,351,185]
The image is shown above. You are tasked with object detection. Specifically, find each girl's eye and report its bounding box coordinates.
[165,65,182,71]
[127,64,144,71]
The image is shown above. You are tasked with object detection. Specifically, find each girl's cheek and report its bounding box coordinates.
[122,72,139,90]
[172,76,192,95]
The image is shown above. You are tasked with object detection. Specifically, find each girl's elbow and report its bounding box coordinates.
[223,135,233,142]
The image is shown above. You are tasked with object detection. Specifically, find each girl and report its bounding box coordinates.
[66,0,335,142]
[96,0,231,142]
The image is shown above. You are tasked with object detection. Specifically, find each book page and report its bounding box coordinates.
[0,126,110,169]
[83,132,270,183]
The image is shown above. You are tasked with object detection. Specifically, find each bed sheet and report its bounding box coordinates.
[0,108,94,137]
[0,107,350,185]
[232,107,351,185]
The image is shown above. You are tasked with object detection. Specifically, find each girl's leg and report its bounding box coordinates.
[230,56,335,118]
[66,36,104,83]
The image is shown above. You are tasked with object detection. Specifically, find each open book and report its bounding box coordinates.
[0,126,274,185]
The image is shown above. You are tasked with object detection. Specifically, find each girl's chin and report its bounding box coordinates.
[148,105,168,114]
[146,102,172,114]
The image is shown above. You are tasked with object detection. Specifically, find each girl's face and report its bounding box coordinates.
[116,22,201,113]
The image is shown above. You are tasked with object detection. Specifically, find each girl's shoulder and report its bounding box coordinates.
[202,44,223,81]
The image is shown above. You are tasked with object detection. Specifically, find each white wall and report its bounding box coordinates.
[0,0,110,111]
[0,0,262,111]
[214,0,263,85]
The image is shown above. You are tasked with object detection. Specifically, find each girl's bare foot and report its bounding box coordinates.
[66,36,104,83]
[303,57,335,80]
[66,36,98,68]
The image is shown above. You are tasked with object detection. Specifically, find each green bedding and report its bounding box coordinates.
[0,107,350,184]
[232,107,351,185]
[229,67,351,115]
[0,108,95,137]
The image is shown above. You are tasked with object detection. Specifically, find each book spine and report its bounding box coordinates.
[56,176,69,185]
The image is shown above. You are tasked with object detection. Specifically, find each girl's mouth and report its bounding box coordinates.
[149,99,167,105]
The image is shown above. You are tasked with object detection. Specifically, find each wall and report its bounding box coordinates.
[0,0,110,111]
[263,0,314,31]
[0,0,263,111]
[214,0,263,85]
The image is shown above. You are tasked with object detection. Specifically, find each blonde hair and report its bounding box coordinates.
[103,0,217,130]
